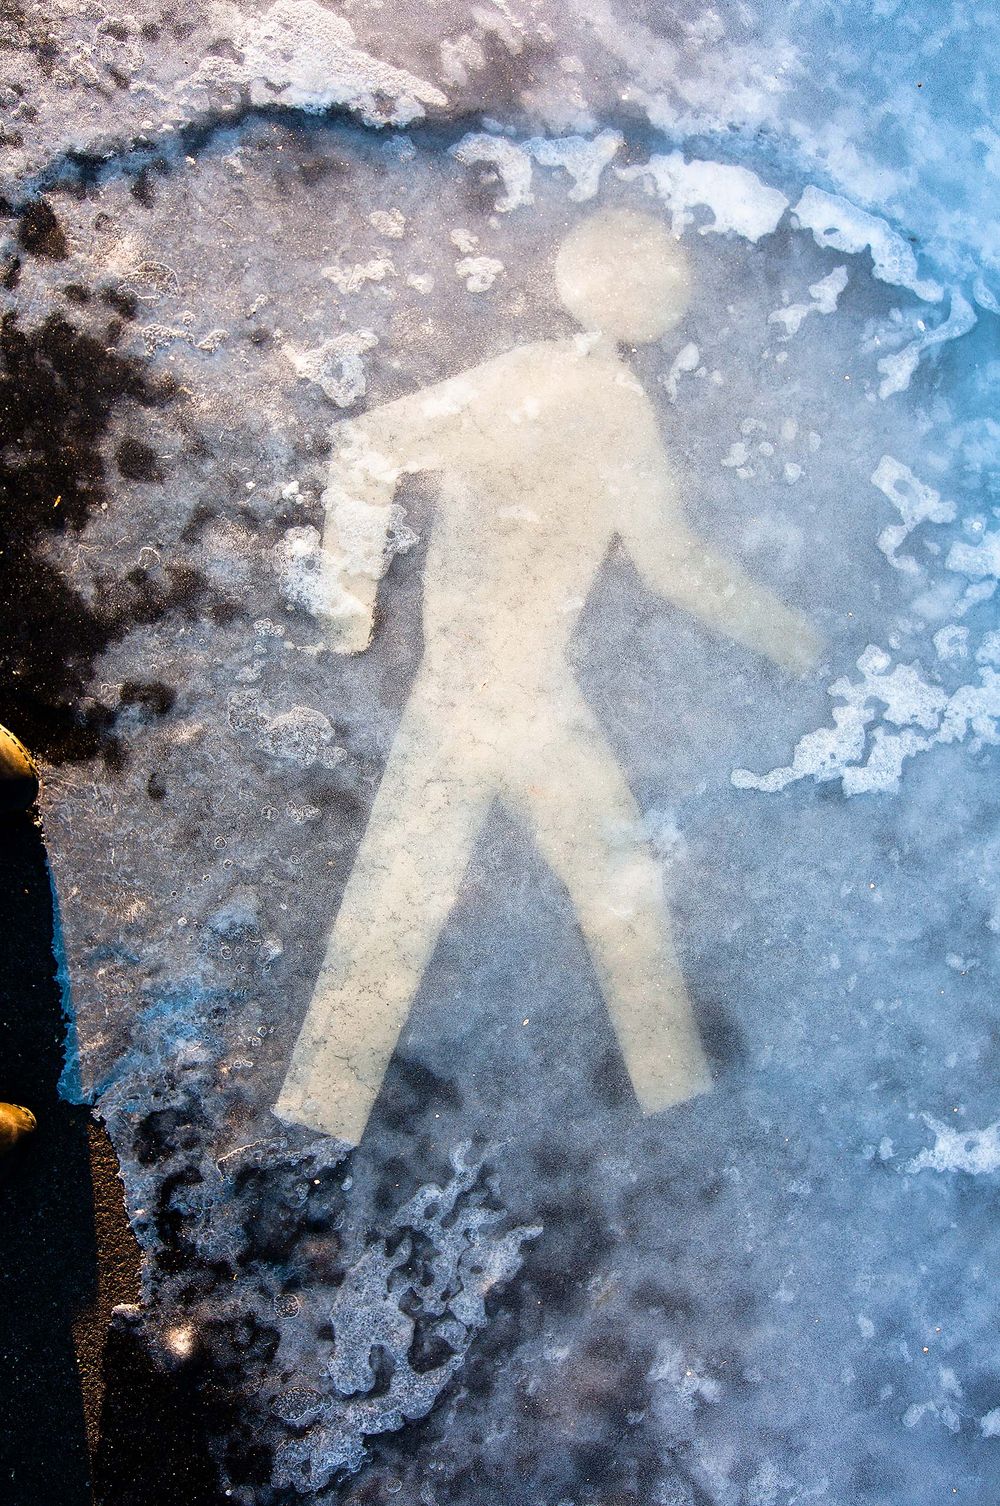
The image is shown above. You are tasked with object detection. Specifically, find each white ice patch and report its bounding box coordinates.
[649,1341,722,1411]
[449,228,479,254]
[450,130,623,211]
[903,1392,963,1435]
[326,444,420,576]
[450,133,534,212]
[976,631,1000,666]
[733,645,1000,796]
[877,291,976,399]
[617,152,789,242]
[455,255,504,292]
[871,456,956,576]
[273,524,336,616]
[792,186,943,302]
[640,806,688,868]
[274,495,416,630]
[227,688,345,770]
[934,625,969,662]
[138,322,229,356]
[283,331,377,408]
[947,529,1000,581]
[368,209,406,239]
[272,424,421,648]
[769,266,848,336]
[321,256,396,294]
[524,129,623,201]
[973,277,1000,315]
[188,0,447,125]
[905,1115,1000,1176]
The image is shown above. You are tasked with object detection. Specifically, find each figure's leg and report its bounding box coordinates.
[509,702,712,1113]
[275,704,491,1143]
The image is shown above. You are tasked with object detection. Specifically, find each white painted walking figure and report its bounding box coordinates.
[276,208,820,1143]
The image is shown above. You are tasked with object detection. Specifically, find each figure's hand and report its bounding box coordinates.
[666,544,823,675]
[324,604,374,656]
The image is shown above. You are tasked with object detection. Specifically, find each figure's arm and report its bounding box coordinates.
[314,373,475,652]
[318,429,401,654]
[315,392,439,653]
[620,444,821,674]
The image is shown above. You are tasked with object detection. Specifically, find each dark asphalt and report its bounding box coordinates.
[0,808,225,1506]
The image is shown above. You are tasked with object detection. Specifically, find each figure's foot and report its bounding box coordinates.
[0,724,39,815]
[273,1085,365,1147]
[0,1103,36,1157]
[630,1044,714,1116]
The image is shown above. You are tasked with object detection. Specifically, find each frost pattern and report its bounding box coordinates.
[97,995,538,1504]
[792,186,943,302]
[269,1145,541,1495]
[283,331,378,408]
[186,0,447,125]
[769,266,848,337]
[732,646,1000,796]
[617,152,789,241]
[905,1115,1000,1176]
[735,455,1000,796]
[227,690,346,771]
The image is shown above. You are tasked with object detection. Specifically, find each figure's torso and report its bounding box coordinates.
[364,339,663,680]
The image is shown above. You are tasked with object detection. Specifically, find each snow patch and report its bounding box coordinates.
[618,151,789,242]
[525,129,623,201]
[733,646,1000,796]
[283,331,377,408]
[871,456,956,576]
[188,0,447,125]
[906,1115,1000,1176]
[769,266,848,336]
[792,186,943,302]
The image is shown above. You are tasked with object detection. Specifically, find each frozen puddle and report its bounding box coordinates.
[3,2,998,1500]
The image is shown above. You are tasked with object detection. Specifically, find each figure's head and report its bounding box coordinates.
[555,207,691,343]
